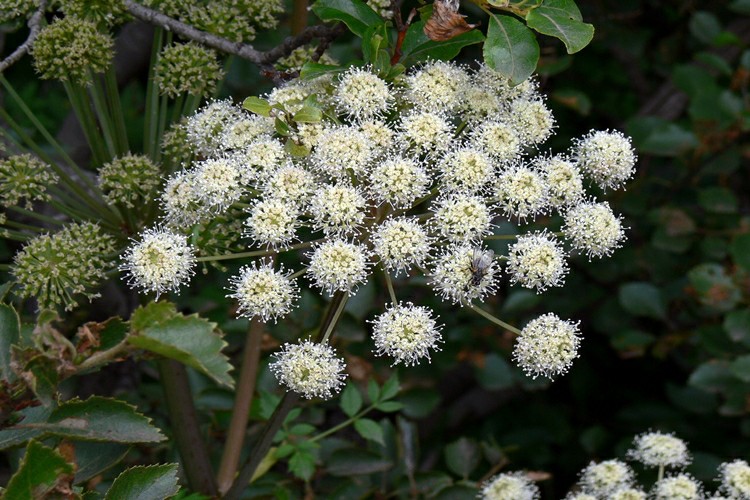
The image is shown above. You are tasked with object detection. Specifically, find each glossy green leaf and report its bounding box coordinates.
[618,282,667,320]
[484,13,540,85]
[399,388,441,419]
[526,0,594,54]
[689,362,735,393]
[381,372,400,400]
[242,96,271,116]
[0,303,19,381]
[340,382,363,417]
[730,234,750,271]
[74,442,130,484]
[326,448,392,476]
[729,355,750,383]
[0,405,53,450]
[4,440,74,498]
[293,105,323,123]
[299,62,346,80]
[129,303,233,388]
[367,378,380,403]
[311,0,382,38]
[12,346,58,406]
[444,437,480,479]
[354,418,384,445]
[689,11,722,45]
[104,464,179,500]
[289,450,316,481]
[374,401,403,412]
[18,396,165,443]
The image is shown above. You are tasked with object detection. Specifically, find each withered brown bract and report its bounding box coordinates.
[423,0,479,42]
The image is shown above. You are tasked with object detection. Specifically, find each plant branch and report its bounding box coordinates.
[0,0,48,74]
[217,318,265,495]
[157,359,218,496]
[123,0,343,68]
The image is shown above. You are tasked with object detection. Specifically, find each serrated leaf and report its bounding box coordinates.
[340,383,363,417]
[526,0,594,54]
[483,13,539,85]
[18,396,165,443]
[0,303,20,381]
[0,405,53,450]
[354,418,385,445]
[444,437,480,479]
[74,441,130,484]
[289,450,316,481]
[129,307,233,388]
[129,301,177,331]
[242,96,271,116]
[618,282,667,320]
[327,448,392,476]
[104,464,179,500]
[4,440,75,498]
[311,0,382,37]
[12,346,59,406]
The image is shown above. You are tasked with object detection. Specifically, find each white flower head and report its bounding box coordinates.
[574,129,636,190]
[220,115,274,151]
[628,431,691,468]
[431,245,499,304]
[611,488,647,500]
[564,494,597,500]
[459,83,503,122]
[495,164,550,221]
[438,146,495,194]
[187,99,242,156]
[235,136,287,183]
[269,340,347,399]
[563,200,626,258]
[369,155,431,208]
[267,81,310,113]
[244,197,299,248]
[307,239,371,296]
[508,97,555,146]
[718,459,750,499]
[370,302,442,366]
[537,155,585,208]
[161,170,208,226]
[359,119,395,154]
[474,64,539,102]
[227,260,299,322]
[431,194,493,243]
[403,60,470,112]
[513,313,581,380]
[297,121,326,149]
[262,164,318,207]
[191,157,244,212]
[372,217,432,275]
[652,473,703,500]
[310,183,368,236]
[311,126,374,179]
[471,121,522,163]
[507,231,569,293]
[120,227,196,298]
[479,472,540,500]
[398,110,453,154]
[335,67,393,118]
[579,460,635,497]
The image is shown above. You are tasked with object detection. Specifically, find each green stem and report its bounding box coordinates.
[104,66,129,154]
[72,340,131,375]
[321,293,348,344]
[288,267,307,280]
[657,465,664,482]
[144,27,164,158]
[157,359,218,496]
[196,240,320,263]
[88,71,118,158]
[182,93,202,117]
[467,303,521,335]
[484,234,519,240]
[310,406,375,443]
[383,270,397,304]
[217,318,265,494]
[7,205,70,226]
[170,94,185,126]
[62,80,109,166]
[155,94,169,162]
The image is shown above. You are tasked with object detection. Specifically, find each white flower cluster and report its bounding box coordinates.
[121,61,637,395]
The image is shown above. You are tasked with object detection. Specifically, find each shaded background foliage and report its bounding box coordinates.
[1,0,749,498]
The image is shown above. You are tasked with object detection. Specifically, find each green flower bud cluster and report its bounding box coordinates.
[0,154,58,208]
[32,17,114,85]
[161,118,194,166]
[58,0,127,26]
[154,42,224,98]
[0,0,37,24]
[13,222,116,311]
[98,154,161,208]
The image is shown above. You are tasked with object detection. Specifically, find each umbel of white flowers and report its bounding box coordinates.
[120,61,637,399]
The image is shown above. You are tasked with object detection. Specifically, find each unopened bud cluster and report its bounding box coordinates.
[122,61,636,398]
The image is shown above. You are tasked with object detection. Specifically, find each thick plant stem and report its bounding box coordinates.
[216,318,265,494]
[224,292,348,499]
[157,359,218,496]
[291,0,308,35]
